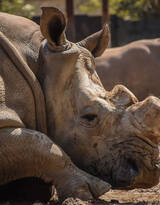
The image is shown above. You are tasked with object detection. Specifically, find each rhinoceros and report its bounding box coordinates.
[96,38,160,100]
[0,7,160,201]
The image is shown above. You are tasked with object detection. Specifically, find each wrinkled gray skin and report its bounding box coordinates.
[0,7,160,201]
[96,38,160,100]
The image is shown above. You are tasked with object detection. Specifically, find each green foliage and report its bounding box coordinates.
[0,0,35,18]
[77,0,158,21]
[109,0,155,21]
[77,0,102,14]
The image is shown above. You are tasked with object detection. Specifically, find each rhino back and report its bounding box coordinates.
[96,39,160,100]
[0,12,44,74]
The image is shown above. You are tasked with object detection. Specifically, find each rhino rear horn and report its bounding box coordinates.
[77,25,110,57]
[40,7,67,49]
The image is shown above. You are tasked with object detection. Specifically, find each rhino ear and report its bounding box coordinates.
[40,7,67,48]
[77,25,110,57]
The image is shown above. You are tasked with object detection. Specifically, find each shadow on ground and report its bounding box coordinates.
[0,178,160,205]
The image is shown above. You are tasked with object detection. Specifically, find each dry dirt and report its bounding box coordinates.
[0,181,160,205]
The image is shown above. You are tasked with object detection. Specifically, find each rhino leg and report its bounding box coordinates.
[0,127,110,200]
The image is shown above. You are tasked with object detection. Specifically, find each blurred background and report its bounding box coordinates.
[0,0,160,47]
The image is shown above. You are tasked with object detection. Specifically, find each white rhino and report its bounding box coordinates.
[0,7,159,201]
[96,38,160,100]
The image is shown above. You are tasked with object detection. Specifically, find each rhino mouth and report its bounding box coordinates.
[96,135,160,190]
[110,157,140,189]
[108,157,159,190]
[98,156,141,190]
[110,136,160,189]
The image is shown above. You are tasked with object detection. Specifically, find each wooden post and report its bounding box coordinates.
[102,0,111,47]
[155,0,160,9]
[102,0,109,25]
[65,0,76,41]
[0,0,2,9]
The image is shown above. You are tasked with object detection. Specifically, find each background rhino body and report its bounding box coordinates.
[0,8,159,201]
[96,38,160,100]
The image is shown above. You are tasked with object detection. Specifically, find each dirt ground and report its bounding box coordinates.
[101,183,160,204]
[0,183,160,205]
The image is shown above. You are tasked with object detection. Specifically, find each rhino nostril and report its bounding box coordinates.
[111,158,139,188]
[126,158,139,174]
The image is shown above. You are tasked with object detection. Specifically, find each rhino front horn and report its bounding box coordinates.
[128,96,160,145]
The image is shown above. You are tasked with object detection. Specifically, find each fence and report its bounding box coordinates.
[32,14,160,47]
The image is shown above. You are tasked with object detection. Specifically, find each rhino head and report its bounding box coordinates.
[39,7,160,190]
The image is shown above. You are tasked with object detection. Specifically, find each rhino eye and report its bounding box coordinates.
[82,114,97,121]
[80,114,98,127]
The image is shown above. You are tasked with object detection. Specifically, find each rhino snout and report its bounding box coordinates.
[128,96,160,145]
[106,95,160,189]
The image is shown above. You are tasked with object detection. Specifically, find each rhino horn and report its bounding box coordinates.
[129,96,160,145]
[40,7,67,50]
[77,25,110,57]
